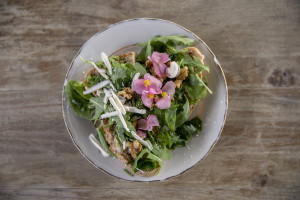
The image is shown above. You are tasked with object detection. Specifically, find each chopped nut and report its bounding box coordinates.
[146,60,153,67]
[133,140,140,149]
[174,66,188,88]
[118,87,134,99]
[131,140,142,158]
[177,66,188,80]
[175,80,182,88]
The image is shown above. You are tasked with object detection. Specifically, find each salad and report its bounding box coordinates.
[65,35,212,177]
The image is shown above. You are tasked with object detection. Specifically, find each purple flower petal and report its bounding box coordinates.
[137,130,147,139]
[162,81,176,98]
[152,62,163,77]
[137,119,149,130]
[147,115,159,130]
[144,73,162,91]
[141,91,154,108]
[159,63,168,77]
[149,87,162,95]
[159,53,170,63]
[156,96,171,109]
[132,79,146,94]
[152,52,169,64]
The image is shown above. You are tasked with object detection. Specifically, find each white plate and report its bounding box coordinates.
[62,18,228,181]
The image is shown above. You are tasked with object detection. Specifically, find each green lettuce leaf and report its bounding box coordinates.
[165,106,177,132]
[172,117,203,147]
[111,62,136,90]
[134,62,147,76]
[65,80,93,120]
[132,149,162,172]
[184,73,208,100]
[157,128,172,148]
[175,95,190,128]
[89,96,105,122]
[182,54,209,73]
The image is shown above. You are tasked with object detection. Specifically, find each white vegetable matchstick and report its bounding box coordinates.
[101,52,112,75]
[90,62,109,79]
[89,134,110,157]
[131,131,153,150]
[110,89,126,115]
[83,80,110,95]
[124,106,146,114]
[100,111,118,119]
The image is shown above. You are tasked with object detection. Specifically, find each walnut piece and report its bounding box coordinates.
[175,66,188,88]
[131,140,142,158]
[118,87,134,99]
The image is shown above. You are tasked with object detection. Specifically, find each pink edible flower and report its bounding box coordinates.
[148,51,169,78]
[132,73,162,108]
[137,115,159,131]
[156,81,176,109]
[137,130,147,139]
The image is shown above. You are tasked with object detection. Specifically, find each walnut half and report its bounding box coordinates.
[118,87,134,99]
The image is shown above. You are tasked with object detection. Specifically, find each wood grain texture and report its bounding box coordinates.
[0,0,300,199]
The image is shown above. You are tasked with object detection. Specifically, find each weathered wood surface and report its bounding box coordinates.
[0,0,299,199]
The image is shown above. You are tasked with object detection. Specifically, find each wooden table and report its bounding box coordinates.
[1,0,299,199]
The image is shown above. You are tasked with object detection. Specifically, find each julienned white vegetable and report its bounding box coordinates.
[100,111,118,119]
[110,89,126,115]
[122,141,126,150]
[83,80,110,95]
[103,88,111,104]
[90,62,109,79]
[131,72,140,88]
[124,106,146,114]
[108,96,129,132]
[131,131,153,150]
[166,61,180,78]
[101,52,112,75]
[89,134,110,157]
[109,82,116,91]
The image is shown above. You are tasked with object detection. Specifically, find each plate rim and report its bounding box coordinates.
[62,18,228,182]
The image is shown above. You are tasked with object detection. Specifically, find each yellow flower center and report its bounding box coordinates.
[148,93,154,99]
[144,80,151,87]
[161,92,168,98]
